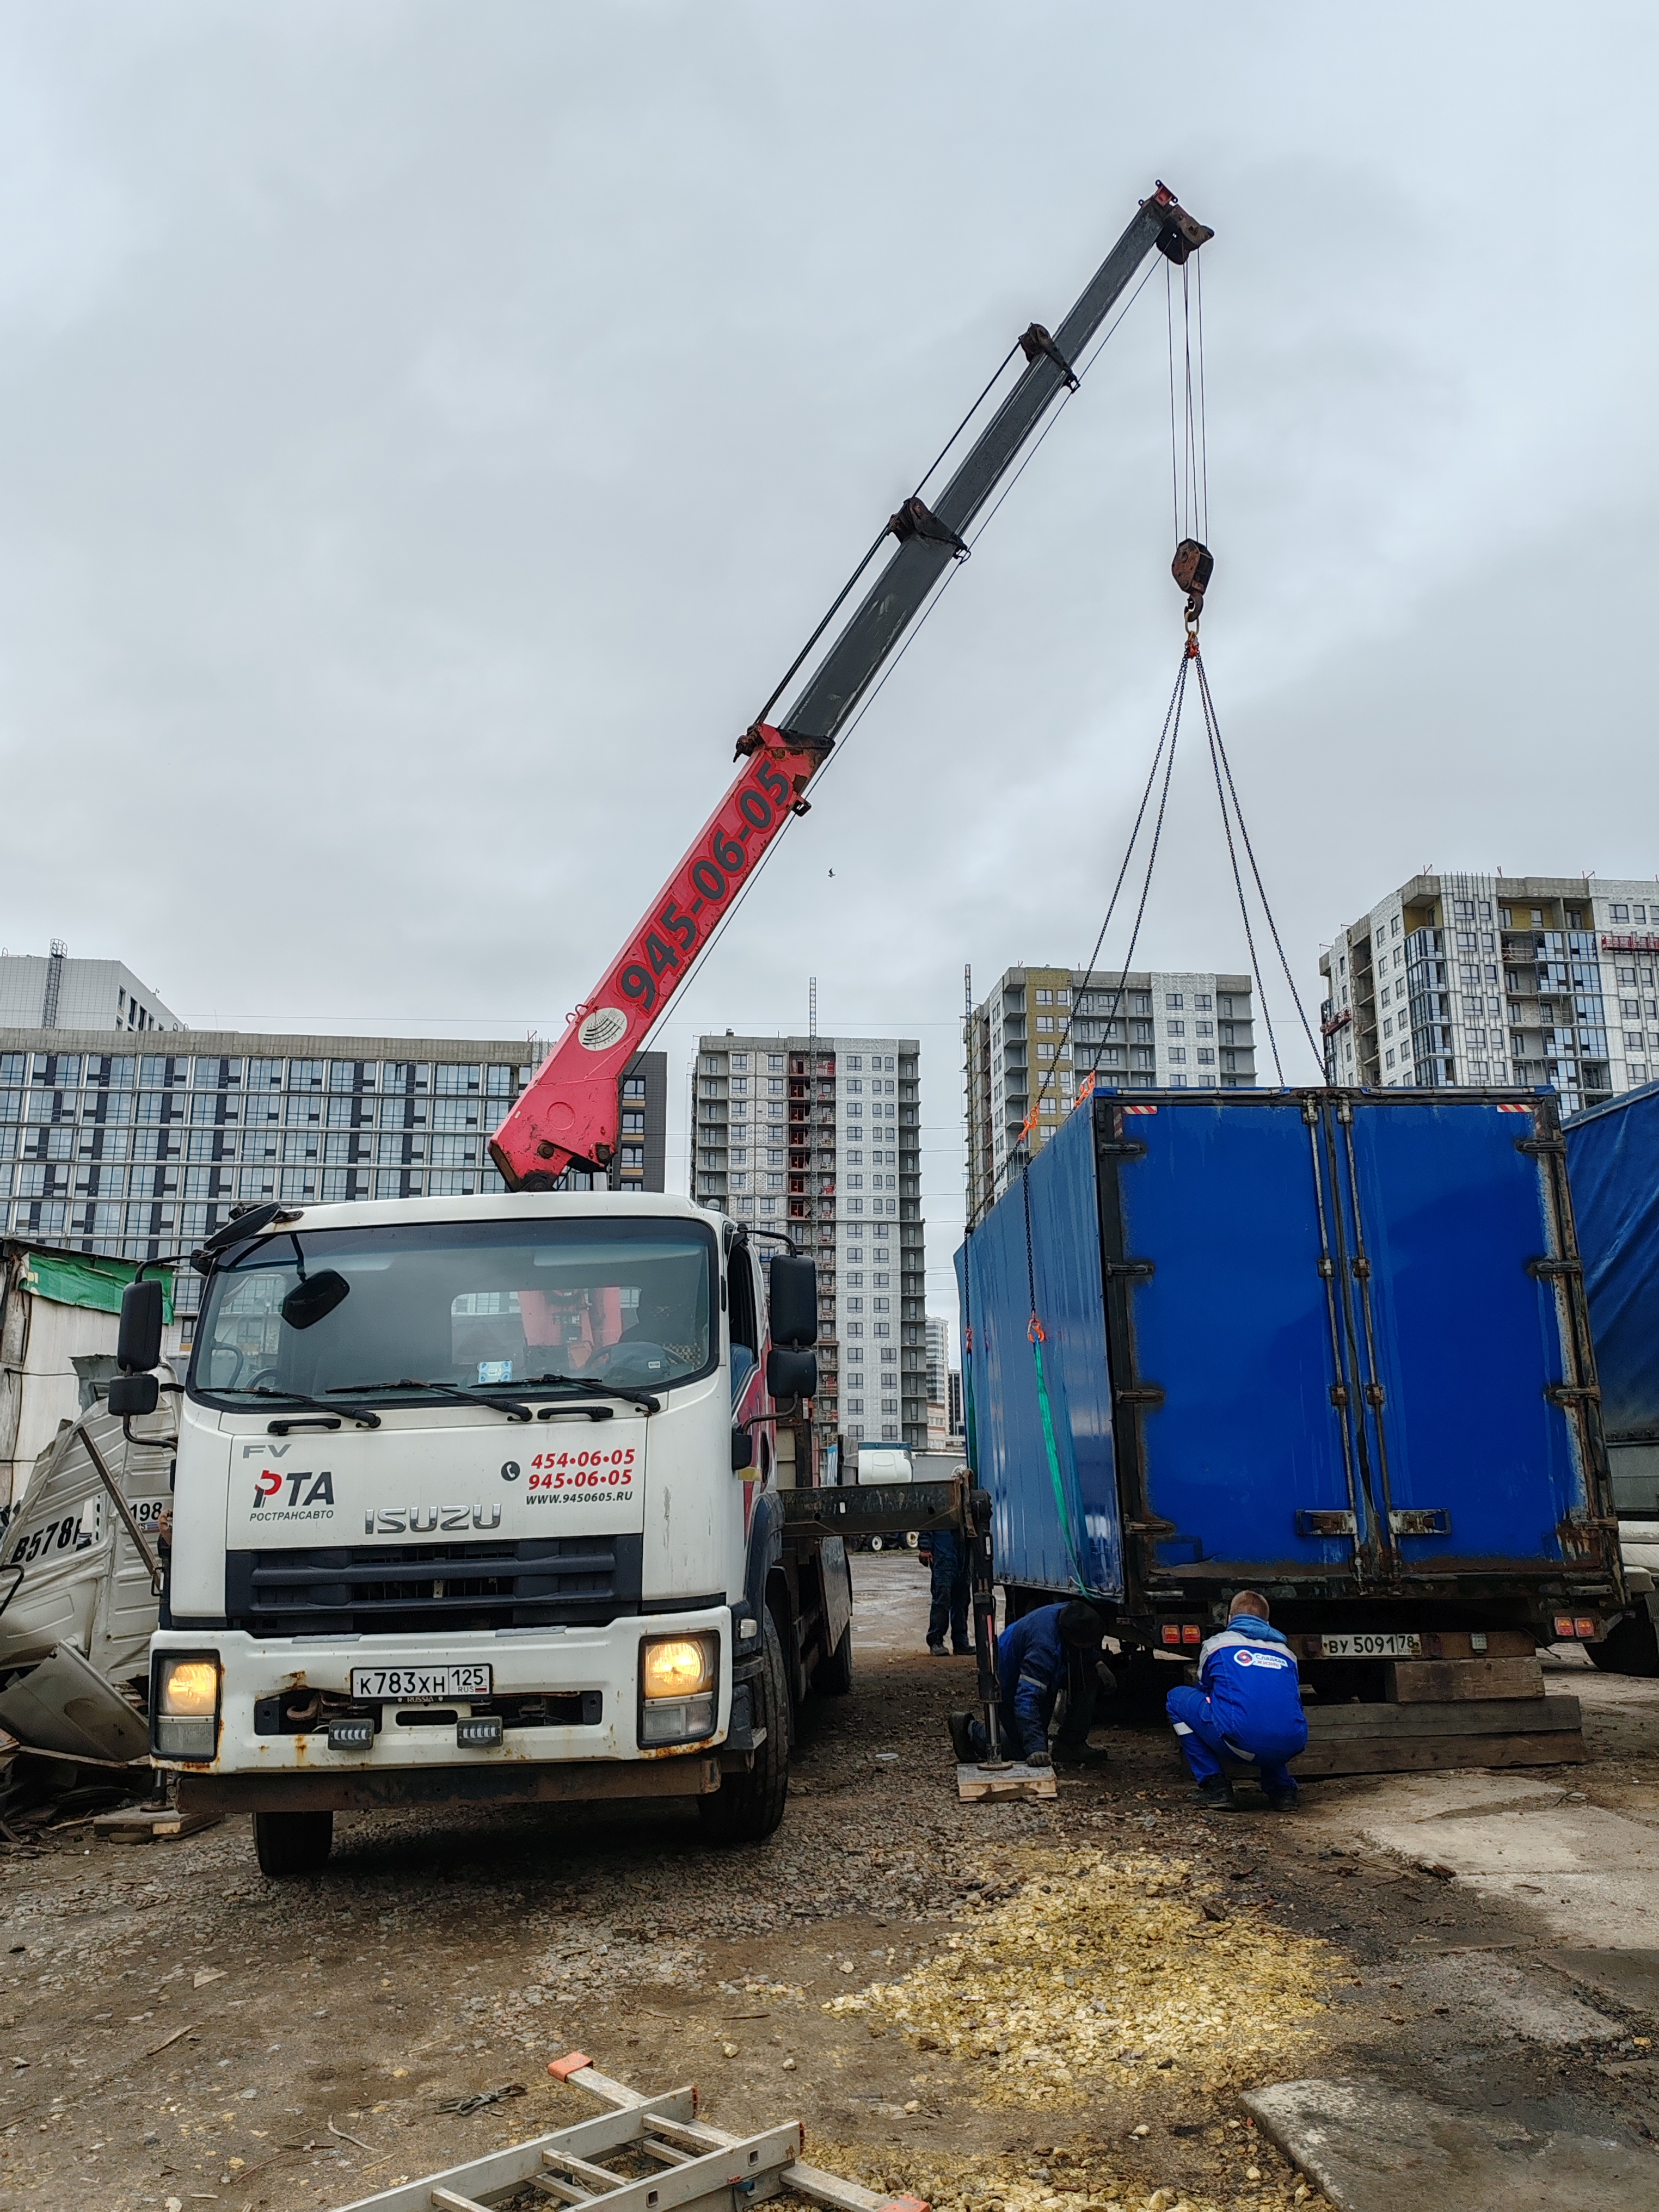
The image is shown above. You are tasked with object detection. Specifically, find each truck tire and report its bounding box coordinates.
[1587,1608,1659,1678]
[253,1810,334,1876]
[815,1619,853,1697]
[698,1613,789,1845]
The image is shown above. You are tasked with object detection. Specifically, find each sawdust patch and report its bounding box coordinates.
[825,1847,1333,2103]
[783,2140,1327,2212]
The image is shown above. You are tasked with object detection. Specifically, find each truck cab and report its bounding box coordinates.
[147,1191,844,1872]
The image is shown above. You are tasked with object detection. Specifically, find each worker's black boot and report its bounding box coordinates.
[1053,1742,1111,1769]
[926,1640,948,1657]
[1193,1774,1238,1811]
[1264,1784,1300,1813]
[947,1712,977,1764]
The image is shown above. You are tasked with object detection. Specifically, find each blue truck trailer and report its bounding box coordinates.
[960,1086,1623,1687]
[1564,1080,1659,1673]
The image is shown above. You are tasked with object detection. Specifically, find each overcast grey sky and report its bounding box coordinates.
[2,3,1656,1322]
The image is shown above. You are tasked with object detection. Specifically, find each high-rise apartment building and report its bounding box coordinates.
[1,1023,667,1330]
[692,1034,926,1454]
[0,946,181,1034]
[1319,872,1659,1114]
[966,964,1256,1224]
[925,1313,950,1406]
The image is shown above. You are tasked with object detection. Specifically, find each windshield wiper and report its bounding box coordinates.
[214,1386,382,1430]
[328,1377,532,1424]
[521,1372,661,1415]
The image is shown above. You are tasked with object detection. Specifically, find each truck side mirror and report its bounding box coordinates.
[767,1255,818,1347]
[108,1372,160,1417]
[117,1279,164,1374]
[730,1428,755,1473]
[766,1345,818,1402]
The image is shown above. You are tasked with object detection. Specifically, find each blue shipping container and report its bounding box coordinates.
[959,1088,1619,1632]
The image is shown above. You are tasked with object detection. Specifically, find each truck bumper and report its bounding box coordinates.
[176,1754,722,1815]
[150,1605,733,1803]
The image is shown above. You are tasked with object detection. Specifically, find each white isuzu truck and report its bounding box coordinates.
[127,1194,846,1874]
[115,185,1212,1873]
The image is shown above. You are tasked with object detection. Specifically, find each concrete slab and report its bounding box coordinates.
[1243,2076,1657,2212]
[1301,1768,1572,1828]
[1543,1948,1659,2018]
[1356,1797,1659,1946]
[1396,1949,1622,2045]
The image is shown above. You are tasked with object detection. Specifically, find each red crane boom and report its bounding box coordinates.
[490,183,1211,1190]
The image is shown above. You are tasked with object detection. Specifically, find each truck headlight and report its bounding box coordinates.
[153,1653,220,1762]
[639,1634,717,1747]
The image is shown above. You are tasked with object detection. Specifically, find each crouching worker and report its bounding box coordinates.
[1168,1590,1307,1811]
[947,1600,1115,1769]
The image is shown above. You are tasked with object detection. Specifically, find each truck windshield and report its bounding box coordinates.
[190,1216,716,1409]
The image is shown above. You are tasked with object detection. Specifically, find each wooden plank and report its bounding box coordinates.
[91,1807,224,1844]
[1305,1694,1579,1740]
[1270,1730,1586,1779]
[1385,1657,1544,1704]
[955,1760,1056,1803]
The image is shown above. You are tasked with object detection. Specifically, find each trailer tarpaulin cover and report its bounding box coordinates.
[1566,1080,1659,1440]
[15,1247,174,1322]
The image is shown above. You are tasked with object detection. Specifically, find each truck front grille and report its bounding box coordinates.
[225,1533,644,1636]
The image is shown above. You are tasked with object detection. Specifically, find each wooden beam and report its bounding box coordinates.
[1253,1730,1588,1779]
[1304,1694,1579,1740]
[1385,1657,1544,1703]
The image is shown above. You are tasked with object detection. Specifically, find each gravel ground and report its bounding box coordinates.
[0,1558,1651,2212]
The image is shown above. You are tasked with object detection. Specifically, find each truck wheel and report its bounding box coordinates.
[698,1613,789,1845]
[253,1810,334,1876]
[814,1620,853,1697]
[1587,1609,1659,1678]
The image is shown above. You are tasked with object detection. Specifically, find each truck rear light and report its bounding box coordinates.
[152,1653,220,1762]
[328,1717,375,1751]
[1161,1626,1182,1646]
[1182,1624,1202,1645]
[1160,1622,1204,1647]
[1552,1614,1600,1641]
[1576,1616,1596,1639]
[457,1716,504,1749]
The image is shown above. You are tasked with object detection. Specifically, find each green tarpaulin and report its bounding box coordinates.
[17,1248,174,1322]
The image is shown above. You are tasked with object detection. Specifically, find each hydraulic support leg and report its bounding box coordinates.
[965,1487,1009,1767]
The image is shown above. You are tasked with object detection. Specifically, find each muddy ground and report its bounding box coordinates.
[0,1557,1653,2212]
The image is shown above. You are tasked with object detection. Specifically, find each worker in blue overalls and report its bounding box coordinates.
[1166,1590,1308,1811]
[947,1600,1114,1768]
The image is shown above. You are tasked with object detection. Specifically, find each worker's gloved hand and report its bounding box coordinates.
[1024,1747,1053,1768]
[1095,1660,1117,1697]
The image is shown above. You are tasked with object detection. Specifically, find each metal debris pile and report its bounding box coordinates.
[825,1846,1334,2102]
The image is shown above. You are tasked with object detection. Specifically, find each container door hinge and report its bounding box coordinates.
[1097,1139,1148,1161]
[1296,1509,1356,1538]
[1363,1382,1386,1408]
[1546,1382,1601,1404]
[1125,1515,1179,1538]
[1518,1136,1566,1157]
[1350,1256,1372,1280]
[1115,1385,1166,1408]
[1528,1256,1582,1279]
[1103,1257,1156,1280]
[1328,1383,1349,1408]
[1389,1508,1451,1537]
